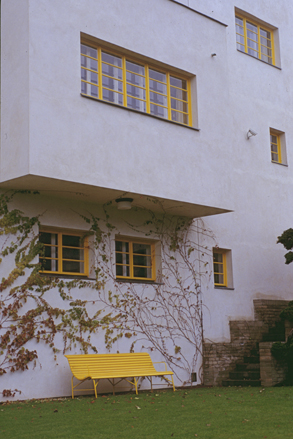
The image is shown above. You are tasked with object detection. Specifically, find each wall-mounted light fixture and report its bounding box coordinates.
[247,129,258,139]
[115,198,133,210]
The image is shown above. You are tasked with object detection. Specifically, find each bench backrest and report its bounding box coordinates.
[65,353,156,380]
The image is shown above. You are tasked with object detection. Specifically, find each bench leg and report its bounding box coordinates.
[93,380,98,399]
[71,376,75,399]
[151,376,153,392]
[171,375,175,392]
[133,377,138,395]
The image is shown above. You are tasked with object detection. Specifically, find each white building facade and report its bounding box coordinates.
[1,0,293,399]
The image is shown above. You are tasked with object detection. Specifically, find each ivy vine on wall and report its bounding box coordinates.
[0,191,214,396]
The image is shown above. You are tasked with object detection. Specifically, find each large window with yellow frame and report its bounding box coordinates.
[115,239,156,281]
[81,42,192,126]
[39,230,89,276]
[235,15,274,65]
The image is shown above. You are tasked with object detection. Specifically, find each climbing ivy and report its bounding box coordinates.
[0,191,213,396]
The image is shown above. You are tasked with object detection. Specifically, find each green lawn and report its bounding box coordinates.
[0,387,292,439]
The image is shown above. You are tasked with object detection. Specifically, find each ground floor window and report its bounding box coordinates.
[39,229,89,276]
[115,238,156,281]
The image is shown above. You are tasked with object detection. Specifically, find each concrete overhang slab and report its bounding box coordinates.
[0,175,232,218]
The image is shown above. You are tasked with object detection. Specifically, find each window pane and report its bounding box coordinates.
[40,258,58,272]
[126,71,145,88]
[214,274,224,284]
[126,61,145,76]
[150,92,167,106]
[236,25,244,36]
[116,265,130,277]
[170,87,187,101]
[213,253,223,263]
[149,69,166,83]
[237,43,245,52]
[103,88,123,105]
[149,79,167,94]
[44,246,58,258]
[150,104,168,118]
[39,232,58,245]
[235,17,243,26]
[133,255,151,266]
[62,235,81,247]
[236,34,245,45]
[260,36,271,48]
[170,76,187,90]
[102,52,122,68]
[116,241,129,252]
[171,110,188,125]
[171,99,188,113]
[133,266,151,278]
[127,96,146,112]
[63,248,83,260]
[247,48,258,58]
[63,261,83,273]
[102,76,123,93]
[260,28,271,39]
[127,84,146,100]
[271,144,278,153]
[102,63,123,80]
[81,44,97,59]
[214,263,224,274]
[271,153,279,162]
[133,243,151,255]
[247,30,258,42]
[246,22,257,33]
[116,253,130,264]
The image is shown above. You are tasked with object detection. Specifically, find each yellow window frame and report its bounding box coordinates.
[213,249,227,287]
[235,15,275,65]
[39,229,89,276]
[270,130,282,164]
[115,238,156,281]
[81,40,192,127]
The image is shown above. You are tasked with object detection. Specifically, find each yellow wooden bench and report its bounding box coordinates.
[65,352,175,398]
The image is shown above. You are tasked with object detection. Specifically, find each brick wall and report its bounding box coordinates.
[259,342,287,387]
[203,299,290,386]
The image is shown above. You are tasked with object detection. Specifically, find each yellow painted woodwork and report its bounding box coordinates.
[65,352,175,398]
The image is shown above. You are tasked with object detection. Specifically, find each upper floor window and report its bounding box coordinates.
[270,128,287,166]
[115,238,156,281]
[39,230,89,276]
[235,14,275,65]
[81,42,192,126]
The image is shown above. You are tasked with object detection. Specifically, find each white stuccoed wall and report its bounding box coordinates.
[1,0,293,399]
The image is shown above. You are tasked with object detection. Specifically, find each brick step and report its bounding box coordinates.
[262,321,285,342]
[222,379,261,387]
[229,371,260,380]
[262,333,285,342]
[236,363,260,372]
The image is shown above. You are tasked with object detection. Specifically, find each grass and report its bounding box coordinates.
[0,386,292,438]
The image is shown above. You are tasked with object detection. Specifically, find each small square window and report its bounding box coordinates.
[39,229,89,276]
[115,238,156,281]
[270,128,287,165]
[213,248,233,289]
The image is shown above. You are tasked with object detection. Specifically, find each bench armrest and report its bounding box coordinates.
[153,361,168,371]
